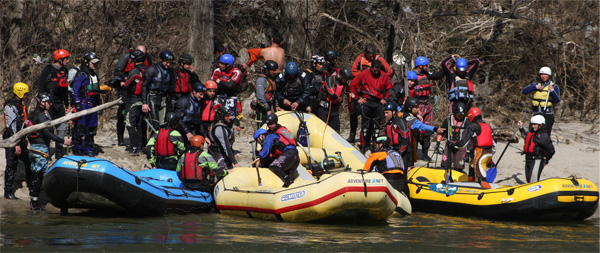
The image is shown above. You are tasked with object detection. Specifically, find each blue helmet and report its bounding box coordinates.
[406,71,418,80]
[219,54,235,66]
[285,62,298,76]
[254,128,268,139]
[456,58,468,71]
[384,102,398,112]
[415,56,429,67]
[159,50,175,61]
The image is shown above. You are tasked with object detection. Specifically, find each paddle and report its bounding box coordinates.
[249,140,262,186]
[495,110,528,167]
[445,141,453,184]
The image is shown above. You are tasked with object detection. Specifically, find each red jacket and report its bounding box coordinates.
[350,69,393,100]
[351,53,394,78]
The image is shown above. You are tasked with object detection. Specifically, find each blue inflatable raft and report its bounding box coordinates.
[43,156,213,215]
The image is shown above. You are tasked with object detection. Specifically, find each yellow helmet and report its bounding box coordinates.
[13,82,29,99]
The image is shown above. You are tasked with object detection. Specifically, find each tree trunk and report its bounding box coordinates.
[189,0,214,81]
[282,0,320,65]
[7,0,24,84]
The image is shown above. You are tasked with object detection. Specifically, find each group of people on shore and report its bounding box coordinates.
[3,33,560,209]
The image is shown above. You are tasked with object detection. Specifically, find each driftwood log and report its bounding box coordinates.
[0,98,122,148]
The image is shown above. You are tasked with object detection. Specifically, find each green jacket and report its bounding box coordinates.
[176,149,227,178]
[146,127,186,166]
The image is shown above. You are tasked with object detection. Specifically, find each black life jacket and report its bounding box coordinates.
[149,64,171,92]
[209,122,233,148]
[282,74,305,98]
[155,128,175,156]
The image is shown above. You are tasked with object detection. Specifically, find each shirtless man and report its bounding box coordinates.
[243,33,285,73]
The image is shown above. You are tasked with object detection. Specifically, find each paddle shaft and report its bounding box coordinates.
[250,140,262,186]
[495,111,527,167]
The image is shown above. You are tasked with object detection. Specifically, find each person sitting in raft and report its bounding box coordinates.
[517,115,555,183]
[452,107,496,188]
[177,135,227,192]
[363,136,407,193]
[146,112,186,170]
[251,128,300,188]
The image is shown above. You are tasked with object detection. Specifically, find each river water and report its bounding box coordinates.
[1,208,598,252]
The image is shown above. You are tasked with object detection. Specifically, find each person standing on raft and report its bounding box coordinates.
[517,115,555,183]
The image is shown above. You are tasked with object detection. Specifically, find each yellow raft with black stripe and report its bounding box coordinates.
[406,167,599,220]
[275,111,366,172]
[214,167,411,222]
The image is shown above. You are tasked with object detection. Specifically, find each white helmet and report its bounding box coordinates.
[539,67,552,76]
[531,115,546,125]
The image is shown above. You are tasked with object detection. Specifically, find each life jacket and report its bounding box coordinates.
[201,98,218,122]
[254,74,276,106]
[363,150,404,174]
[410,73,432,98]
[323,78,344,104]
[125,66,146,96]
[358,55,379,71]
[76,67,100,97]
[323,67,339,79]
[448,79,474,102]
[532,82,554,108]
[154,128,175,156]
[305,68,324,91]
[3,98,27,136]
[174,68,191,94]
[180,151,215,181]
[447,115,467,143]
[385,117,410,152]
[123,49,150,74]
[475,123,494,147]
[524,131,537,154]
[24,120,39,139]
[282,73,305,98]
[149,64,171,92]
[209,122,233,147]
[216,67,242,90]
[182,96,201,125]
[50,67,69,88]
[272,127,296,155]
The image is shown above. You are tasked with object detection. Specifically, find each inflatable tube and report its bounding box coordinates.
[43,156,213,216]
[275,111,367,171]
[214,167,411,222]
[406,167,599,220]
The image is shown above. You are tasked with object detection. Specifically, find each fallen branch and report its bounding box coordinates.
[0,98,123,148]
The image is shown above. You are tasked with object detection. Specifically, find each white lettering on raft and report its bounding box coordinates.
[281,190,306,202]
[347,179,384,184]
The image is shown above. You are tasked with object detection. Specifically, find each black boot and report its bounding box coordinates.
[118,136,126,146]
[346,133,356,144]
[129,147,140,156]
[4,191,18,200]
[282,175,293,188]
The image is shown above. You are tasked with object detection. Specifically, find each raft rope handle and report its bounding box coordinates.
[359,170,368,197]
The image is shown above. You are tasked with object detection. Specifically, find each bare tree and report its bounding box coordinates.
[189,0,214,81]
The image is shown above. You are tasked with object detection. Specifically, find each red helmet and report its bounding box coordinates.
[204,80,217,90]
[190,135,205,148]
[467,107,482,122]
[53,49,70,61]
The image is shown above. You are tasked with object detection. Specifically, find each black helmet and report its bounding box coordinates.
[83,52,99,64]
[159,50,175,61]
[165,112,180,127]
[404,97,419,109]
[265,113,278,125]
[453,102,467,116]
[130,49,146,62]
[263,60,278,71]
[37,93,51,103]
[179,54,194,64]
[192,82,206,92]
[375,136,390,147]
[325,50,338,62]
[339,68,353,81]
[384,102,398,112]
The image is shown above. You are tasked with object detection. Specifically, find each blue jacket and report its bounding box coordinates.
[258,133,296,160]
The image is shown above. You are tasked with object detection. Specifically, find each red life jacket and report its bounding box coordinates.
[123,49,150,73]
[51,68,69,88]
[25,120,39,139]
[410,73,431,97]
[201,99,217,122]
[216,68,242,89]
[524,132,537,154]
[155,128,175,156]
[324,79,344,104]
[275,127,296,146]
[385,118,410,152]
[475,123,494,147]
[174,68,191,94]
[180,151,214,181]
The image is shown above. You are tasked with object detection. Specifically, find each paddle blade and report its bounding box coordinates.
[486,166,497,183]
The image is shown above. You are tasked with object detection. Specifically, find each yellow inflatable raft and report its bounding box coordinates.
[214,167,411,222]
[406,167,599,220]
[275,111,366,172]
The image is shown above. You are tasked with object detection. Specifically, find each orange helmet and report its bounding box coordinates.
[190,135,205,148]
[204,80,217,90]
[467,107,482,122]
[53,49,70,61]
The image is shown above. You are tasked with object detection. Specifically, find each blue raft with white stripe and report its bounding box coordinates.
[43,156,213,215]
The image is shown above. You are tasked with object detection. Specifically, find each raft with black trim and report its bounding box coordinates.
[214,167,411,222]
[406,167,599,220]
[43,156,213,215]
[275,111,366,171]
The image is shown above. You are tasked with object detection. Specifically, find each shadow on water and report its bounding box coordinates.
[1,209,598,251]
